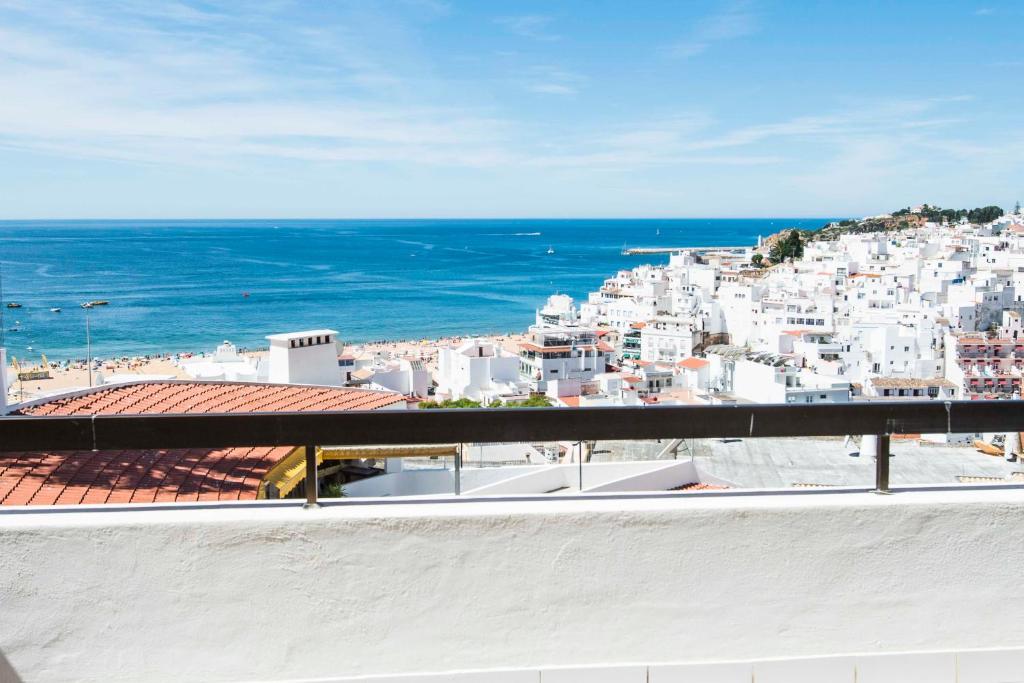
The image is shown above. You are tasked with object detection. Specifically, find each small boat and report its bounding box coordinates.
[547,246,555,255]
[88,300,109,306]
[242,292,250,298]
[26,346,33,352]
[80,302,93,309]
[6,302,21,308]
[50,307,61,313]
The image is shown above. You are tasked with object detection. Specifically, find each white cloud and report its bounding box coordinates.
[495,15,560,41]
[0,2,515,167]
[519,65,585,96]
[666,1,758,58]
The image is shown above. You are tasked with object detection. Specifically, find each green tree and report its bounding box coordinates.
[488,399,503,408]
[506,395,553,408]
[768,229,803,264]
[967,206,1004,223]
[750,253,764,267]
[418,398,483,409]
[323,481,345,498]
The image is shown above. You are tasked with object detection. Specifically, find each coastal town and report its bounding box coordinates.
[7,203,1023,412]
[3,203,1024,506]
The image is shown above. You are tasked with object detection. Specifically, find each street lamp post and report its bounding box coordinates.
[83,304,93,388]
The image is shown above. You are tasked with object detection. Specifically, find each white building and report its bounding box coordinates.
[180,340,261,382]
[535,294,580,327]
[518,326,613,392]
[436,338,528,403]
[705,346,850,404]
[365,358,430,398]
[266,329,343,386]
[639,315,701,364]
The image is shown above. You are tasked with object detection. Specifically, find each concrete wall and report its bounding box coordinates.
[584,460,696,492]
[347,462,700,498]
[3,489,1024,682]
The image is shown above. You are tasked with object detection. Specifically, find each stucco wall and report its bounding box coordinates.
[2,489,1024,682]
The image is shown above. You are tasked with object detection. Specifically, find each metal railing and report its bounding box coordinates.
[1,401,1023,506]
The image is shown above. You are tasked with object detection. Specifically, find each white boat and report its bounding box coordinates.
[50,307,61,313]
[547,246,555,255]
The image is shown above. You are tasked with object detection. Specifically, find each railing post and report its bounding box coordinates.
[455,443,462,496]
[874,434,890,494]
[304,444,319,509]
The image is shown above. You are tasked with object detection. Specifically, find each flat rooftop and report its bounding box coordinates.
[593,437,1022,489]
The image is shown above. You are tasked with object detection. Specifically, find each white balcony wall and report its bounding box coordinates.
[2,489,1024,682]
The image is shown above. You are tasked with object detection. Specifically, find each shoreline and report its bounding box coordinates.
[1,327,530,365]
[4,330,529,403]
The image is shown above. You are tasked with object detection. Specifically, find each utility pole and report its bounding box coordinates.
[84,304,93,387]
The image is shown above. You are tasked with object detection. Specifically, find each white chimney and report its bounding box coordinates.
[265,329,343,386]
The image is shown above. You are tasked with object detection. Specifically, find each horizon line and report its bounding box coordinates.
[0,215,848,223]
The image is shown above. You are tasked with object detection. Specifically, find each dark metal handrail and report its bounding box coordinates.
[1,401,1022,505]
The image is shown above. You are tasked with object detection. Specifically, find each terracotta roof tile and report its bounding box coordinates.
[2,381,404,506]
[19,380,404,417]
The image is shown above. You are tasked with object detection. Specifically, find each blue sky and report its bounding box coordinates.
[0,0,1020,218]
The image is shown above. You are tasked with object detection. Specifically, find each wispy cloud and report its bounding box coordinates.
[521,66,585,96]
[974,7,995,15]
[666,1,758,58]
[495,14,560,41]
[0,1,514,167]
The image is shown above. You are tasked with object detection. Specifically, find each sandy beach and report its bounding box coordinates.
[4,331,528,403]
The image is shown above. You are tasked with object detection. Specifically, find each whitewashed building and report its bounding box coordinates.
[436,338,528,403]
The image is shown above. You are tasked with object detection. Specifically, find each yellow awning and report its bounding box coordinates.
[319,444,459,460]
[260,446,316,499]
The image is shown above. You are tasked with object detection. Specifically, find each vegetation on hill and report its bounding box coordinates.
[756,203,1006,256]
[767,230,804,264]
[892,204,1003,224]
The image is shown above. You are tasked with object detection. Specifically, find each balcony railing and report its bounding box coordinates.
[1,401,1023,506]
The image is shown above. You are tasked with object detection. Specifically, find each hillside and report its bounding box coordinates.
[760,204,1005,258]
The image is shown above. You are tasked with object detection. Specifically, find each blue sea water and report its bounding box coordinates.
[0,218,833,360]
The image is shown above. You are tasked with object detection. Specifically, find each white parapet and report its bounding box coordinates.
[2,489,1024,681]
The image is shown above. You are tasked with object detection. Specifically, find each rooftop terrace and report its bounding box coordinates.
[2,400,1024,681]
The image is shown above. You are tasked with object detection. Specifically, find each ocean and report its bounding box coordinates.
[0,218,833,360]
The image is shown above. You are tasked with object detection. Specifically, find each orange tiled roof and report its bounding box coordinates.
[677,357,709,370]
[0,446,294,506]
[672,482,730,491]
[20,381,404,416]
[2,382,404,506]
